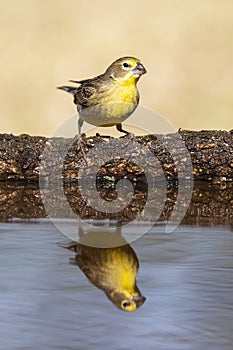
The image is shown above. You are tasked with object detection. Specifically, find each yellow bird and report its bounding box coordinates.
[60,226,146,312]
[57,56,146,141]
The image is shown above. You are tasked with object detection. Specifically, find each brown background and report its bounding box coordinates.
[0,0,232,136]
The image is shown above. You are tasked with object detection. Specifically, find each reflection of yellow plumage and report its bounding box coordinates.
[61,227,146,312]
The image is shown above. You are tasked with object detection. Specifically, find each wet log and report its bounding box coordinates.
[0,130,233,183]
[0,181,232,227]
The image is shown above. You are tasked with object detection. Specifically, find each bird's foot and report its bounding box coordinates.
[95,133,111,139]
[76,135,88,164]
[120,132,135,140]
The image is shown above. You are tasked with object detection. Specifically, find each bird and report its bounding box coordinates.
[59,223,146,312]
[57,56,147,151]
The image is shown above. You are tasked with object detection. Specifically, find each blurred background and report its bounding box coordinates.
[0,0,232,136]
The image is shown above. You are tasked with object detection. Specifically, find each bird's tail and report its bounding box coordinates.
[58,242,78,251]
[57,86,78,95]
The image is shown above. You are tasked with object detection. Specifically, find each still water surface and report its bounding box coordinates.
[0,221,233,350]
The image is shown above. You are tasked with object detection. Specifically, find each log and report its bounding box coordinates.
[0,130,233,183]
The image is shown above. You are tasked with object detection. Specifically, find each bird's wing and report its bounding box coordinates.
[73,84,97,107]
[57,83,96,107]
[58,73,110,108]
[72,73,109,107]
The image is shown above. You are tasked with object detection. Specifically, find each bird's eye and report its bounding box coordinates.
[122,301,131,308]
[123,62,130,68]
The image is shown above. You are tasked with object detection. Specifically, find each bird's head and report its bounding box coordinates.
[106,289,146,312]
[106,56,147,84]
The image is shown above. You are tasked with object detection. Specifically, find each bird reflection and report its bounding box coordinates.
[60,221,146,312]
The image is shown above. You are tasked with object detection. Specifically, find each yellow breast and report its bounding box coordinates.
[80,80,139,127]
[104,77,139,105]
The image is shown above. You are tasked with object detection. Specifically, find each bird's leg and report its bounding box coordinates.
[76,118,87,162]
[116,123,135,140]
[78,117,83,135]
[116,124,136,161]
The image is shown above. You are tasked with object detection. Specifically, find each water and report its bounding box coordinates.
[1,221,233,350]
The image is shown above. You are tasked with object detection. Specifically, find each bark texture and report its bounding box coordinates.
[0,130,233,183]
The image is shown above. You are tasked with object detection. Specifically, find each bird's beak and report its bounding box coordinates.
[132,295,146,307]
[133,62,147,76]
